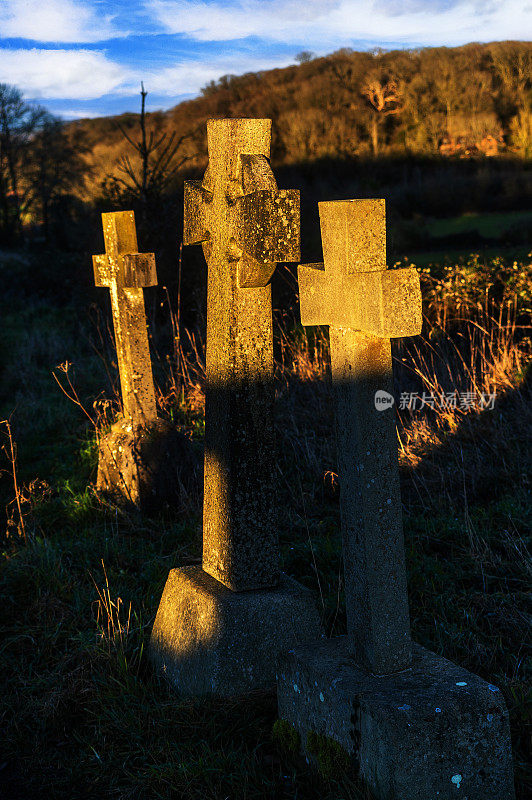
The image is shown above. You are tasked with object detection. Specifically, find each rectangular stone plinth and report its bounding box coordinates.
[277,637,515,800]
[150,566,323,697]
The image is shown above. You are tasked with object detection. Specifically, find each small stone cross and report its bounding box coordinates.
[298,199,422,674]
[183,118,300,591]
[93,210,158,426]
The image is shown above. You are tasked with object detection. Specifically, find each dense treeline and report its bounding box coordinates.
[0,84,88,245]
[71,40,532,200]
[1,41,530,256]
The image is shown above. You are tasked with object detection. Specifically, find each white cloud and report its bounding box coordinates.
[0,48,130,99]
[141,52,295,96]
[0,0,126,43]
[0,46,290,105]
[147,0,337,42]
[147,0,532,47]
[55,108,109,119]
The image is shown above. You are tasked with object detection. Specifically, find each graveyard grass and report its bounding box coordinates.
[0,247,531,799]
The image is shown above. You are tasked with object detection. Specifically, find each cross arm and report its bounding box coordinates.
[93,250,157,289]
[302,199,421,337]
[298,263,422,337]
[236,189,300,288]
[93,253,110,287]
[238,189,300,264]
[122,252,157,288]
[354,268,421,337]
[183,180,211,246]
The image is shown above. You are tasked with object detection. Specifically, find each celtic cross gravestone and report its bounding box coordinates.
[183,117,299,590]
[150,119,322,695]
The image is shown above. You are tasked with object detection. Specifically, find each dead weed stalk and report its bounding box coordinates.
[1,418,27,542]
[90,559,132,655]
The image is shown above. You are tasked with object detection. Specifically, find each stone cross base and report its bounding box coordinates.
[150,566,323,697]
[97,417,200,514]
[277,638,514,800]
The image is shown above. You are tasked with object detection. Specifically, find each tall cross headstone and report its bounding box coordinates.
[93,210,157,425]
[150,119,323,696]
[92,211,190,512]
[183,117,299,590]
[277,200,514,800]
[298,198,419,674]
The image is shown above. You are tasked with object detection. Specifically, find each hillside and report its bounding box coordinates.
[68,40,532,200]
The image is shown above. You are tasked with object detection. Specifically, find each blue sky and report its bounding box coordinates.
[0,0,530,120]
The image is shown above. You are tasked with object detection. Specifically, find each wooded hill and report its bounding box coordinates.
[70,40,532,200]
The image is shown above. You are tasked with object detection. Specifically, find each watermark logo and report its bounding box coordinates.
[398,391,496,411]
[374,390,497,412]
[374,390,395,411]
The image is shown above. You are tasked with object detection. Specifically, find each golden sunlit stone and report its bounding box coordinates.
[150,119,322,697]
[298,199,420,675]
[92,211,196,511]
[93,210,157,425]
[277,200,514,799]
[184,118,300,592]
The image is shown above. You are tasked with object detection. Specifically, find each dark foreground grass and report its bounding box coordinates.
[0,249,531,799]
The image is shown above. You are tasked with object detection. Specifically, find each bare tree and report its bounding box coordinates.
[360,73,403,155]
[0,84,44,243]
[295,51,315,64]
[105,83,194,226]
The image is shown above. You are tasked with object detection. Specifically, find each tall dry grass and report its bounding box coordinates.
[157,256,530,479]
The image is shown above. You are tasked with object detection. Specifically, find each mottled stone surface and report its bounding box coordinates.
[150,566,323,696]
[183,118,300,591]
[277,637,515,800]
[97,417,200,514]
[150,119,322,698]
[298,199,421,674]
[281,198,515,796]
[93,210,157,425]
[92,211,180,509]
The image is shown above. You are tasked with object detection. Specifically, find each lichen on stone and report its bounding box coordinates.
[306,729,350,779]
[272,718,300,756]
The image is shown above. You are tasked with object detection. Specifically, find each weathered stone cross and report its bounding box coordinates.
[93,210,158,426]
[183,118,300,591]
[150,119,321,698]
[298,199,422,674]
[278,199,514,798]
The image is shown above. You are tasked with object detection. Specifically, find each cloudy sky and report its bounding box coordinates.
[0,0,530,120]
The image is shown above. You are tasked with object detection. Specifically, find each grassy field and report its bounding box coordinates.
[426,210,532,239]
[0,247,531,799]
[398,209,532,268]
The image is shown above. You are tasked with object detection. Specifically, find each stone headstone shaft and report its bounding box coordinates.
[92,211,195,513]
[277,199,515,800]
[183,118,300,591]
[150,120,322,696]
[298,199,421,675]
[93,210,157,425]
